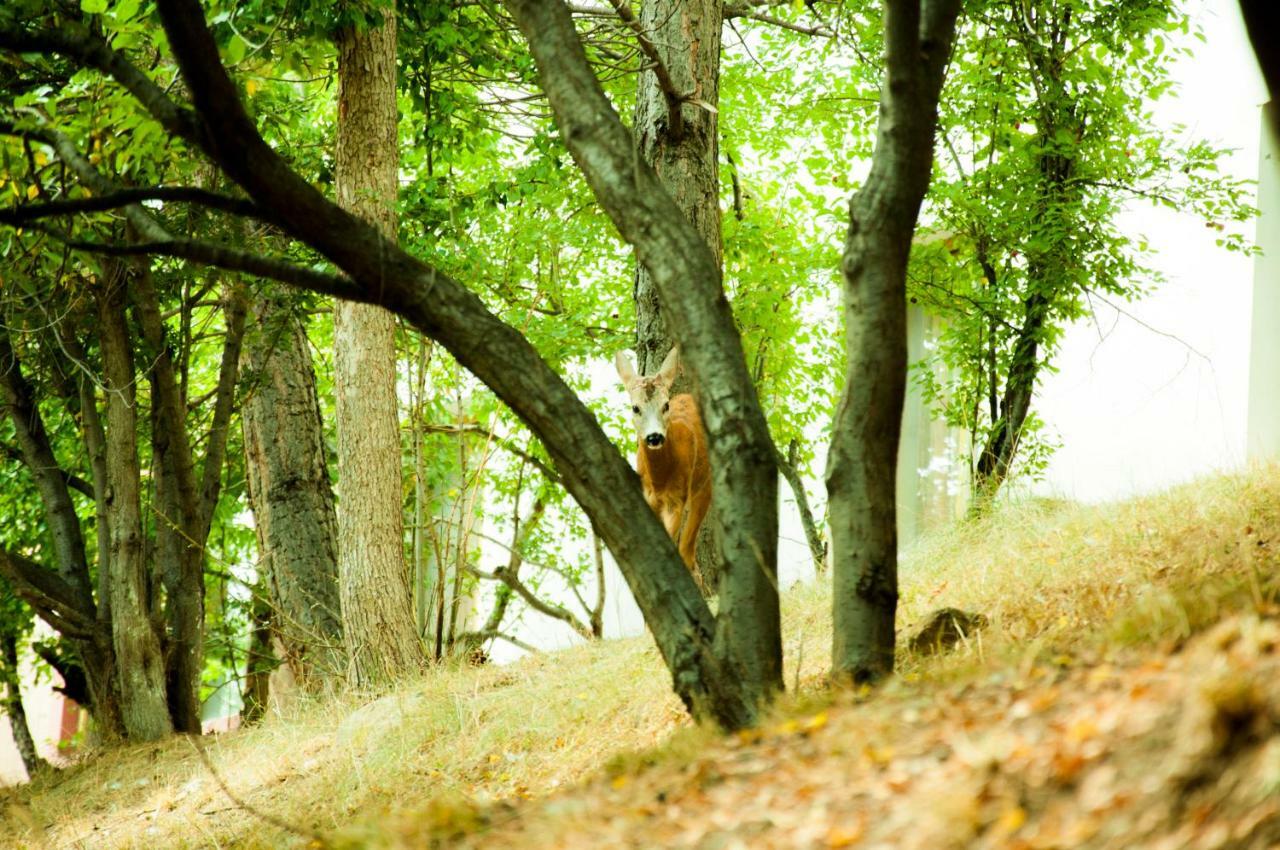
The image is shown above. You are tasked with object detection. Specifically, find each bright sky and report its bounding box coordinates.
[1030,0,1270,502]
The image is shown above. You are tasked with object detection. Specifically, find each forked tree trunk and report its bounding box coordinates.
[827,0,961,685]
[507,0,781,721]
[98,271,172,741]
[334,5,423,687]
[242,292,345,687]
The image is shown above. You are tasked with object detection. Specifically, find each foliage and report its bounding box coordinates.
[909,0,1256,499]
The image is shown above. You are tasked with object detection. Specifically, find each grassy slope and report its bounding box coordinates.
[6,465,1280,849]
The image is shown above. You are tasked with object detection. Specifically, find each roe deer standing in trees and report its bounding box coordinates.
[615,347,713,590]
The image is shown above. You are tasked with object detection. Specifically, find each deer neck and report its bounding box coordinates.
[639,440,678,488]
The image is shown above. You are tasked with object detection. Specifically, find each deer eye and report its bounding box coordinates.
[632,405,640,414]
[662,402,670,413]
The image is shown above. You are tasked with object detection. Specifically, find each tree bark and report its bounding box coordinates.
[98,267,172,741]
[631,0,723,378]
[333,5,423,687]
[826,0,961,685]
[241,291,344,687]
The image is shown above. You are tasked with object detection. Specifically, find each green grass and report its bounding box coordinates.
[8,464,1280,849]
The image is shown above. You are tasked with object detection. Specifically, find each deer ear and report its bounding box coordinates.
[615,351,639,388]
[656,346,680,386]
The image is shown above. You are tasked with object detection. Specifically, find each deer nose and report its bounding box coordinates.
[645,433,665,447]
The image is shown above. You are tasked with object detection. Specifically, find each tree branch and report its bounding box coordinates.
[0,547,98,640]
[0,22,204,146]
[604,0,690,138]
[196,283,249,539]
[464,559,594,641]
[454,629,540,655]
[0,186,270,227]
[723,6,833,37]
[0,443,94,499]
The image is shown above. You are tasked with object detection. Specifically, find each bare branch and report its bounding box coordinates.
[464,559,594,641]
[723,6,833,37]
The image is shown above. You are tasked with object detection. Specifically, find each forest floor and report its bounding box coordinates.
[4,466,1280,849]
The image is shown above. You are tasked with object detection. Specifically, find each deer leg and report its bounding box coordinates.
[679,487,712,575]
[661,505,683,544]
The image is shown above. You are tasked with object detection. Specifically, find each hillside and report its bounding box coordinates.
[5,466,1280,849]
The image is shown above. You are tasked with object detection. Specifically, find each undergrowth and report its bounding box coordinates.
[5,464,1278,849]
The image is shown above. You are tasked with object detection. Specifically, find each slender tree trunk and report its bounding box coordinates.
[334,5,422,687]
[971,27,1078,509]
[1,632,50,777]
[132,268,203,733]
[98,270,172,741]
[63,335,128,741]
[778,440,826,573]
[240,586,273,723]
[826,0,961,685]
[241,292,344,687]
[971,291,1047,507]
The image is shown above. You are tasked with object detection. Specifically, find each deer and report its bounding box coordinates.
[615,346,712,590]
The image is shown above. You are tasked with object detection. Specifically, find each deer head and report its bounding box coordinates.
[615,347,680,449]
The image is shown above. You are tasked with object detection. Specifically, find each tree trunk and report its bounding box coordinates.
[631,0,727,594]
[98,269,173,741]
[131,267,205,733]
[827,0,961,685]
[632,0,723,377]
[240,586,273,723]
[334,6,422,687]
[1,632,50,777]
[626,0,780,699]
[242,291,344,687]
[778,440,826,573]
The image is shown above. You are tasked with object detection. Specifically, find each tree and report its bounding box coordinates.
[913,0,1254,507]
[331,1,423,688]
[0,0,778,729]
[826,0,962,685]
[241,289,344,689]
[0,112,248,738]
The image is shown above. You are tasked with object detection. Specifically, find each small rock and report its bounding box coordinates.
[908,608,989,656]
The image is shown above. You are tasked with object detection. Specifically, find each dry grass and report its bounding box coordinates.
[6,463,1279,849]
